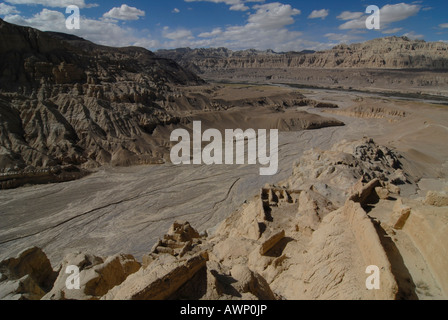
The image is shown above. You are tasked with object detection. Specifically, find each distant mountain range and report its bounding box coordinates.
[157,37,448,96]
[157,37,448,72]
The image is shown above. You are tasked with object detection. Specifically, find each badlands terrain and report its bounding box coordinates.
[158,37,448,96]
[0,19,448,300]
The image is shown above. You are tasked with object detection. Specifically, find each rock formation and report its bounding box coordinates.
[158,37,448,71]
[43,253,141,300]
[0,247,57,300]
[0,19,347,189]
[157,37,448,95]
[1,138,445,300]
[0,18,202,188]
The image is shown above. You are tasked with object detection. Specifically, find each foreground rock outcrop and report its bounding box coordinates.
[0,247,57,300]
[43,253,141,300]
[1,138,445,300]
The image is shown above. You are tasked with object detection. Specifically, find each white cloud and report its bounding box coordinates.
[337,11,363,21]
[5,8,63,27]
[324,33,362,43]
[198,27,222,38]
[403,31,424,40]
[4,0,96,9]
[248,2,300,29]
[163,28,194,40]
[172,8,180,13]
[3,8,158,48]
[339,3,421,30]
[382,27,403,34]
[184,0,262,12]
[308,9,329,20]
[103,4,145,21]
[380,3,421,23]
[0,3,19,15]
[439,23,448,29]
[229,3,249,11]
[161,2,319,52]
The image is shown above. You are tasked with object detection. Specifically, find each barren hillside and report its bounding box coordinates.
[157,37,448,95]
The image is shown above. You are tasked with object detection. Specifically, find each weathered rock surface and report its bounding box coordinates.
[0,138,446,300]
[424,191,448,207]
[103,251,208,300]
[0,19,202,188]
[43,252,140,300]
[400,199,448,297]
[284,138,408,208]
[299,200,397,300]
[0,19,348,190]
[0,247,56,300]
[157,37,448,95]
[158,37,448,71]
[143,221,203,266]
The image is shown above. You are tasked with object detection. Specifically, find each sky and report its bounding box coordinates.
[0,0,447,52]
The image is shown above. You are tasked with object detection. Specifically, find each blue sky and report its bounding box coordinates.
[1,0,447,51]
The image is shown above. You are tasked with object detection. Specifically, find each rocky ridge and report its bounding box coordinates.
[157,37,448,95]
[2,138,446,300]
[157,37,448,71]
[0,18,202,188]
[0,19,347,189]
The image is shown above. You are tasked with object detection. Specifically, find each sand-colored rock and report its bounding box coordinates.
[0,275,46,300]
[375,187,391,200]
[296,189,337,231]
[349,178,382,206]
[215,200,264,241]
[286,138,407,208]
[299,200,398,300]
[212,238,256,265]
[230,265,275,300]
[424,191,448,207]
[142,221,206,268]
[0,247,56,300]
[43,252,140,300]
[401,200,448,297]
[390,199,412,230]
[259,230,286,256]
[206,139,405,300]
[103,252,208,300]
[386,183,401,195]
[149,221,202,258]
[343,201,398,299]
